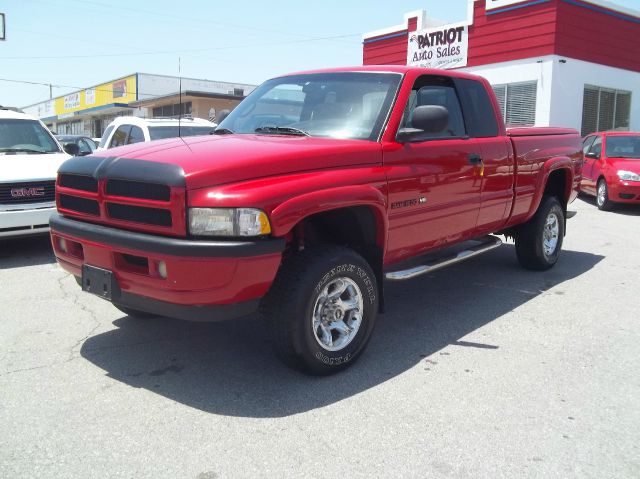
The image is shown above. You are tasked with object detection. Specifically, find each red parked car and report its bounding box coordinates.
[580,132,640,210]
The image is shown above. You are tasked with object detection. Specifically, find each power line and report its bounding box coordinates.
[67,0,355,43]
[0,33,361,60]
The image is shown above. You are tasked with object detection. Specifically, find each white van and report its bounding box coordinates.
[0,107,72,238]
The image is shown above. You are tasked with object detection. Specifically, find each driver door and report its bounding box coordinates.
[384,75,483,264]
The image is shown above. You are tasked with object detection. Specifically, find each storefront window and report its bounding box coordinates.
[492,81,537,127]
[152,102,192,118]
[581,86,631,136]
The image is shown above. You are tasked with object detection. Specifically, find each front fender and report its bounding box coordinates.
[270,185,388,244]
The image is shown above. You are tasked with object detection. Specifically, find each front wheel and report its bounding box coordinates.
[515,196,565,271]
[262,246,379,375]
[596,179,613,211]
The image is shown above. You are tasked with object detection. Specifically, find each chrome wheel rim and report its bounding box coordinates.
[312,277,363,351]
[542,212,560,258]
[597,182,606,206]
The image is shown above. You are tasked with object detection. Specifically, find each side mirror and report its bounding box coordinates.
[396,105,449,143]
[63,143,80,156]
[585,151,598,159]
[217,109,231,123]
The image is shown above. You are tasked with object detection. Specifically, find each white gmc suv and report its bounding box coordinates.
[0,108,71,238]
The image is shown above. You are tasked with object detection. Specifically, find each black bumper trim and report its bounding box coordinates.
[73,276,259,322]
[51,213,286,258]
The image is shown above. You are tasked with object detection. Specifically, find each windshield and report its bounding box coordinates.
[149,125,216,140]
[605,135,640,159]
[217,72,402,141]
[0,119,61,154]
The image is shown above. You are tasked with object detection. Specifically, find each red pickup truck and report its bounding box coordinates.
[50,66,582,374]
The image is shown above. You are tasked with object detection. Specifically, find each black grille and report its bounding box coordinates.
[0,180,55,205]
[106,202,172,227]
[59,174,98,192]
[106,179,171,201]
[59,194,100,216]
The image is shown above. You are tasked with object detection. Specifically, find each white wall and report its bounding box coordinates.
[460,55,640,133]
[549,57,640,133]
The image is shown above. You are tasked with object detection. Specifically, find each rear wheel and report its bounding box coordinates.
[262,246,378,375]
[515,196,565,271]
[596,178,613,211]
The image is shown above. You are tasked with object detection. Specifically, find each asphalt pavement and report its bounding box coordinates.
[1,196,639,478]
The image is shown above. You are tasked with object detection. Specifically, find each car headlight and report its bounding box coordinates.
[617,170,640,181]
[188,208,271,237]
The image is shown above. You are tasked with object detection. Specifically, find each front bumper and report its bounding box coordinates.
[50,213,286,321]
[609,179,640,204]
[0,203,55,238]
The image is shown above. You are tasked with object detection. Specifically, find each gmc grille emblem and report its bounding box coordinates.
[10,187,46,198]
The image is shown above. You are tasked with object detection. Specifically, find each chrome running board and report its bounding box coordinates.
[385,235,503,281]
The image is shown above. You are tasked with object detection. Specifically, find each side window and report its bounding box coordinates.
[589,136,602,157]
[582,135,595,155]
[127,126,145,144]
[400,75,466,139]
[78,139,91,155]
[454,78,500,137]
[109,125,130,148]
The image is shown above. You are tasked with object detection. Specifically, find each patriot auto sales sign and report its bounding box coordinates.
[407,23,469,70]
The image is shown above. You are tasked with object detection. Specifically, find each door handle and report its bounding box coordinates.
[468,154,483,165]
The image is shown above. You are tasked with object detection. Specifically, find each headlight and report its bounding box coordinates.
[188,208,271,237]
[617,170,640,181]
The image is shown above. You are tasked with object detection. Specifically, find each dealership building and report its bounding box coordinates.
[23,73,256,138]
[363,0,640,136]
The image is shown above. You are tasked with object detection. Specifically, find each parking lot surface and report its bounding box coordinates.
[1,196,639,479]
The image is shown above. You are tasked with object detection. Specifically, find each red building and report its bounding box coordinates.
[363,0,640,135]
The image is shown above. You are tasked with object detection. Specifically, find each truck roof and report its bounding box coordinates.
[273,65,488,83]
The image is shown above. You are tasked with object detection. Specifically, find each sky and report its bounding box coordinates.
[1,0,639,108]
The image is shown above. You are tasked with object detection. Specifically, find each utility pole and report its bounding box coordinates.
[49,84,52,99]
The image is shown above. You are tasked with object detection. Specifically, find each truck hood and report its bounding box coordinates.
[1,152,71,182]
[96,134,383,190]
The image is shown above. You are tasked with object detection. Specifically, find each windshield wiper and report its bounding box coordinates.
[0,147,46,154]
[213,128,234,135]
[254,126,310,136]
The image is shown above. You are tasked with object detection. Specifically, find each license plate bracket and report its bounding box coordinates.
[82,265,116,301]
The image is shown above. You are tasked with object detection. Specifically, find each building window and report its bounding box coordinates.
[152,101,192,118]
[492,81,537,127]
[581,86,631,136]
[58,120,83,135]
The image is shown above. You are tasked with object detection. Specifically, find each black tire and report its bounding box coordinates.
[262,246,379,375]
[596,178,613,211]
[515,196,565,271]
[113,304,159,319]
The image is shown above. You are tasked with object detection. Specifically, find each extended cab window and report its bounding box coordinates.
[217,72,402,141]
[400,76,466,139]
[454,78,500,137]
